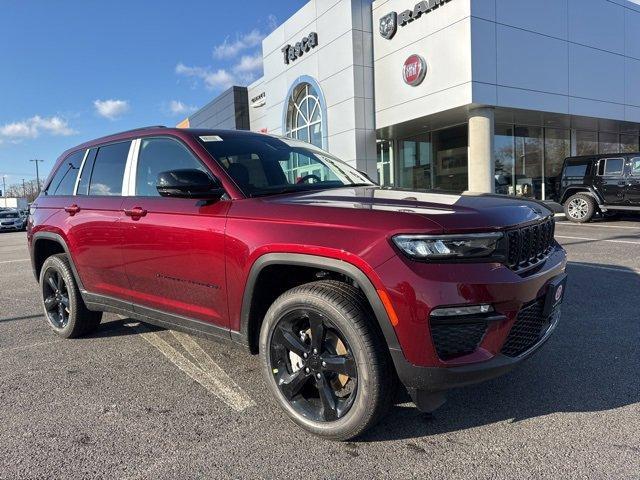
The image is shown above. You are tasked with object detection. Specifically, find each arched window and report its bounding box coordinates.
[284,80,325,148]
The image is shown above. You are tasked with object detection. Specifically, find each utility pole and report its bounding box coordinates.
[30,159,44,193]
[22,179,26,197]
[2,175,6,198]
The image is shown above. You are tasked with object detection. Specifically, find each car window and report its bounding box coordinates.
[199,134,373,197]
[46,150,85,196]
[599,158,624,176]
[563,164,588,177]
[87,142,130,196]
[135,137,207,196]
[0,211,19,219]
[631,158,640,176]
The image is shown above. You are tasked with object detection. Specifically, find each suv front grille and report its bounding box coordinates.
[505,217,555,273]
[501,299,559,357]
[430,319,488,361]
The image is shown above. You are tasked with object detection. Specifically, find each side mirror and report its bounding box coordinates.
[156,169,225,199]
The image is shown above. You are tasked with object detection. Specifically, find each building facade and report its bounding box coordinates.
[185,0,640,201]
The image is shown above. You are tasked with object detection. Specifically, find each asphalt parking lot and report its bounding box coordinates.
[1,220,639,479]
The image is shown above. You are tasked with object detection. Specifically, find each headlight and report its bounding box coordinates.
[392,232,503,260]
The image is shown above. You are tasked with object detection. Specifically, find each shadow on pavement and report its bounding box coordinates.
[361,261,640,442]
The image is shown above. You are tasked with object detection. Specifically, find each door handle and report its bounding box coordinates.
[124,207,147,218]
[64,204,81,216]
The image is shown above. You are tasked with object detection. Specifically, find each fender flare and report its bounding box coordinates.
[237,253,402,353]
[31,231,86,291]
[561,186,603,205]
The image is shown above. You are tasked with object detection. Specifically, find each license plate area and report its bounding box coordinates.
[543,274,567,316]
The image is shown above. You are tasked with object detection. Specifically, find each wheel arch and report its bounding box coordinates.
[560,186,603,205]
[31,232,85,291]
[237,253,401,356]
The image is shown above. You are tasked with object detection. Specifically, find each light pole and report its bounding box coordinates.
[30,159,44,193]
[2,175,6,208]
[22,179,26,198]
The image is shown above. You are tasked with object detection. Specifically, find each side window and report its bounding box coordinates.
[631,158,640,176]
[87,142,131,196]
[598,158,624,176]
[135,137,207,196]
[45,150,85,196]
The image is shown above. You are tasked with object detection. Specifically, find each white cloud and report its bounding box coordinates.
[168,100,197,116]
[176,63,236,90]
[233,52,263,74]
[94,99,130,120]
[0,115,76,141]
[213,29,264,59]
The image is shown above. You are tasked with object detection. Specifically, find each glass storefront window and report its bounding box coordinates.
[514,126,543,199]
[544,128,570,201]
[576,131,598,156]
[495,125,515,195]
[620,134,639,153]
[598,132,620,154]
[432,125,468,192]
[397,133,433,190]
[376,140,394,186]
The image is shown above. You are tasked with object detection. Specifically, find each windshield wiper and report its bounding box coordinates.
[249,186,314,198]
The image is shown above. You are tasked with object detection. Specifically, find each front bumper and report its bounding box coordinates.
[391,305,561,394]
[374,243,567,407]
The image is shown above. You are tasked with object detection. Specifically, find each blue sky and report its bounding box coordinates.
[0,0,304,186]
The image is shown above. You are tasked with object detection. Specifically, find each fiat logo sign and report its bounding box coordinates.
[402,54,427,86]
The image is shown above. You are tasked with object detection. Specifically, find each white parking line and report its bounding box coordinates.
[557,222,640,230]
[0,259,30,265]
[171,331,255,411]
[556,235,640,245]
[132,324,254,412]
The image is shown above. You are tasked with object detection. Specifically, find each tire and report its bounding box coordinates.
[564,193,596,223]
[39,254,102,338]
[259,280,394,441]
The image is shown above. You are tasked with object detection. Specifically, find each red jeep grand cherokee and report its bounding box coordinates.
[28,127,567,440]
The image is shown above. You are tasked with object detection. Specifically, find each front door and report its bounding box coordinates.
[120,136,230,328]
[626,157,640,206]
[594,157,627,205]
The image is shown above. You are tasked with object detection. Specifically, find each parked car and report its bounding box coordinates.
[559,153,640,222]
[0,209,27,231]
[28,127,567,440]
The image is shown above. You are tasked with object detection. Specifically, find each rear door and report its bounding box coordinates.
[593,157,627,205]
[119,136,230,329]
[626,157,640,205]
[65,141,131,299]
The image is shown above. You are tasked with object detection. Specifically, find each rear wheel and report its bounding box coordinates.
[39,254,102,338]
[564,193,595,223]
[259,280,393,441]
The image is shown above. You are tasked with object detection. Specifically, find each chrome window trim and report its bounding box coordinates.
[122,139,141,196]
[597,157,625,176]
[72,149,90,196]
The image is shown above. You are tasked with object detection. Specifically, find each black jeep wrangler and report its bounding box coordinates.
[559,154,640,222]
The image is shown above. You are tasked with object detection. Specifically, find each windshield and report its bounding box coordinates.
[197,134,375,197]
[0,212,18,219]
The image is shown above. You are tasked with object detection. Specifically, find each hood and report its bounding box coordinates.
[264,186,553,232]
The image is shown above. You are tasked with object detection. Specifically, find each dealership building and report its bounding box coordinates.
[180,0,640,201]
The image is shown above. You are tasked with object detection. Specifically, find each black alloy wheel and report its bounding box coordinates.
[42,268,70,328]
[260,280,394,440]
[269,309,358,422]
[39,254,102,338]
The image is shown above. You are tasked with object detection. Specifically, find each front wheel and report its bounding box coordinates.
[39,254,102,338]
[259,281,394,441]
[564,193,596,223]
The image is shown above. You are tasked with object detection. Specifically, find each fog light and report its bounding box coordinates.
[430,304,493,317]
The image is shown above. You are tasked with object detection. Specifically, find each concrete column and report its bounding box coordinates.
[467,107,495,193]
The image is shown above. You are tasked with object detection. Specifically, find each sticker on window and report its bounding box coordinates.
[199,135,223,142]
